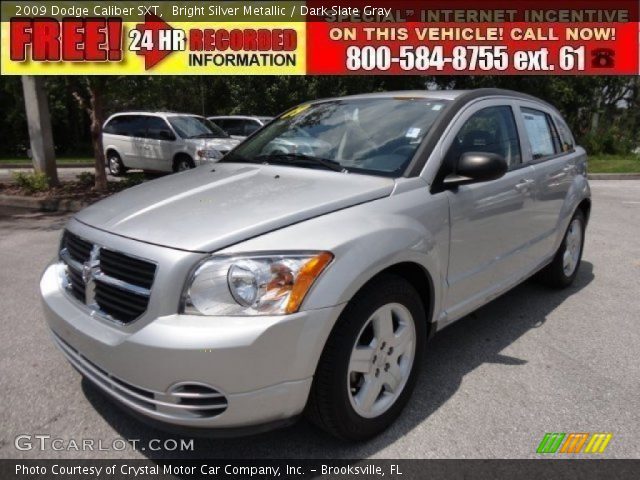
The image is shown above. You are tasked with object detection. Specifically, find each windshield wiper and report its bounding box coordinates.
[221,152,255,164]
[189,133,225,139]
[256,153,346,172]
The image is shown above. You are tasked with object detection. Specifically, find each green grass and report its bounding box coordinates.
[588,154,640,174]
[0,157,92,165]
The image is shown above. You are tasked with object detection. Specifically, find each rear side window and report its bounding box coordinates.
[103,115,145,137]
[521,108,559,160]
[224,119,248,136]
[145,117,174,140]
[103,116,129,135]
[447,105,522,168]
[554,117,575,152]
[244,121,261,135]
[128,116,148,137]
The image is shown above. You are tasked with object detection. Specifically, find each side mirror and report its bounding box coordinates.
[443,152,508,187]
[159,130,176,141]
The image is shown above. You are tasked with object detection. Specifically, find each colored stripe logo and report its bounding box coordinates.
[584,433,613,453]
[537,433,613,454]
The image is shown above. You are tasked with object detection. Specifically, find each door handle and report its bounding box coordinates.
[515,179,534,192]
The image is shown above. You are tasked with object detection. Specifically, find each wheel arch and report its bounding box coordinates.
[553,174,591,251]
[577,197,591,226]
[105,147,121,160]
[370,262,437,338]
[173,151,193,162]
[358,261,437,340]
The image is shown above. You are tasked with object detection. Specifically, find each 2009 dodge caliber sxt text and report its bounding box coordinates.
[41,89,591,440]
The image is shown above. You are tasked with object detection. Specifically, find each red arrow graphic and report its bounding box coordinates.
[133,14,176,70]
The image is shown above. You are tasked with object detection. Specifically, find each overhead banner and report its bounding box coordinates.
[1,0,638,75]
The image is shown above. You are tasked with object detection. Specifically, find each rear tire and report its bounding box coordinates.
[306,274,426,441]
[537,209,585,288]
[107,152,126,177]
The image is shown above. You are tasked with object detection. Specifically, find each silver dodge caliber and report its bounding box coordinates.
[41,89,590,440]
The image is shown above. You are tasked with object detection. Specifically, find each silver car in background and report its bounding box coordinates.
[208,115,273,139]
[41,89,590,440]
[103,112,240,175]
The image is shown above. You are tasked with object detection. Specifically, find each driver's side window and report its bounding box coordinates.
[446,105,522,168]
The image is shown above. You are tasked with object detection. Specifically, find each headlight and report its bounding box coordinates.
[181,252,333,316]
[197,149,223,159]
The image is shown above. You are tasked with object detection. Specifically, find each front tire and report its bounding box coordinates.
[107,152,126,176]
[306,274,426,440]
[173,155,195,172]
[537,209,586,288]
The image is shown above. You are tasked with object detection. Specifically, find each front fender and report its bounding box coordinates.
[103,144,120,157]
[302,214,441,310]
[217,187,450,321]
[174,148,195,160]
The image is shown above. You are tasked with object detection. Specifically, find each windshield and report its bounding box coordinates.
[168,116,229,139]
[222,97,449,176]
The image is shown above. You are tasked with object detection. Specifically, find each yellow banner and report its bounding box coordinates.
[0,1,306,75]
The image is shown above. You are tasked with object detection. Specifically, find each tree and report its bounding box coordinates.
[71,77,108,191]
[3,75,637,162]
[21,76,59,186]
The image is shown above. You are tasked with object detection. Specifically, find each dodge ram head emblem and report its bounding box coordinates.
[81,262,92,284]
[83,246,101,305]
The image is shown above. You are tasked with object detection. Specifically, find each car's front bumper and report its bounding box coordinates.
[40,262,343,431]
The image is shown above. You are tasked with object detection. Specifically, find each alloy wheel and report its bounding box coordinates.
[108,156,121,175]
[563,218,582,276]
[347,303,416,418]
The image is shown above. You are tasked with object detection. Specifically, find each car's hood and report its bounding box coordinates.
[75,163,395,252]
[184,137,240,151]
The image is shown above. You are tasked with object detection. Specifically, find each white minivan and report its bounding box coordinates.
[103,112,240,175]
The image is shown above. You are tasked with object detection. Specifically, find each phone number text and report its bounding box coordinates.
[345,45,586,71]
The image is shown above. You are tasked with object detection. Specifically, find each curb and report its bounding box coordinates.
[0,194,89,213]
[588,173,640,180]
[0,163,93,169]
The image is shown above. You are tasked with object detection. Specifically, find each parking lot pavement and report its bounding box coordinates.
[0,180,638,460]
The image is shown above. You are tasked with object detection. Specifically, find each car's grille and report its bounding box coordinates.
[65,230,92,262]
[94,280,149,323]
[59,231,157,324]
[66,265,86,302]
[99,249,155,289]
[62,231,92,301]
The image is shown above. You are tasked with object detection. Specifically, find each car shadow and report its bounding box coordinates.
[82,261,594,460]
